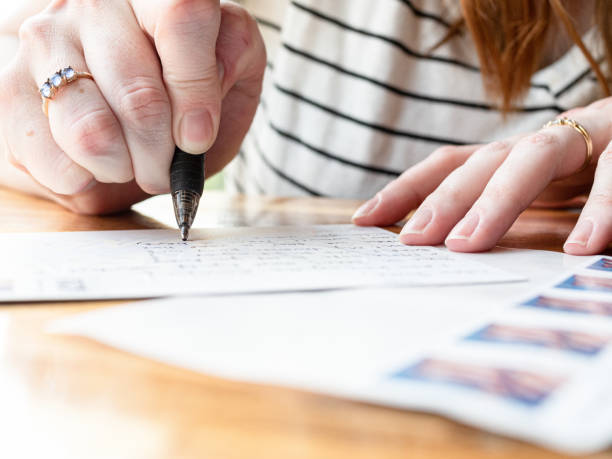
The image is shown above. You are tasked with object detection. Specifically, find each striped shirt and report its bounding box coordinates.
[225,0,605,199]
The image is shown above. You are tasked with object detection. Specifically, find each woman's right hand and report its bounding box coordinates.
[0,0,266,214]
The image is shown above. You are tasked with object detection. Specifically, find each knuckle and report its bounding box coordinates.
[117,80,170,130]
[466,141,509,164]
[480,140,510,154]
[430,146,467,167]
[431,145,459,159]
[522,132,557,147]
[19,15,55,43]
[513,133,558,159]
[71,109,122,157]
[164,70,219,94]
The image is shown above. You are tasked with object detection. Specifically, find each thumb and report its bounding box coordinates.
[131,0,222,154]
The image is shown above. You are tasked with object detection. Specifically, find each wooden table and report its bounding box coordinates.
[0,187,609,459]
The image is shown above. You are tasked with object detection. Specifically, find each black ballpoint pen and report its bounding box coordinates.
[170,148,205,241]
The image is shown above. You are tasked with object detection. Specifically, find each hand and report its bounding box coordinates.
[0,0,265,214]
[353,99,612,255]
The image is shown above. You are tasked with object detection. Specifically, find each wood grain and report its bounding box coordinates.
[0,186,609,459]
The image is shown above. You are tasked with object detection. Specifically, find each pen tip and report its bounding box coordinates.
[180,225,189,241]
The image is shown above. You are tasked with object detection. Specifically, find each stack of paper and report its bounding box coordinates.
[8,223,611,453]
[0,225,521,302]
[50,257,612,454]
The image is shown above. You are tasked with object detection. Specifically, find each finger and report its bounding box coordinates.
[204,2,267,175]
[77,1,173,194]
[52,180,150,215]
[132,0,222,154]
[22,15,133,184]
[352,144,480,226]
[3,86,94,195]
[564,143,612,255]
[399,140,515,245]
[445,112,604,252]
[45,68,133,185]
[8,16,99,195]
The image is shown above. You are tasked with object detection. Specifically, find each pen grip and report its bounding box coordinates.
[170,148,205,195]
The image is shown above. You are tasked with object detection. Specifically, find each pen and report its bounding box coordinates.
[170,148,205,241]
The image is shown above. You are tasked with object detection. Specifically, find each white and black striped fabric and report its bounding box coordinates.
[226,0,606,199]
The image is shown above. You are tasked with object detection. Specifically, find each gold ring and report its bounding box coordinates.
[542,117,593,174]
[40,67,94,117]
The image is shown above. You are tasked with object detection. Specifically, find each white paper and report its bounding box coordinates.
[49,254,612,454]
[0,225,522,302]
[376,255,612,454]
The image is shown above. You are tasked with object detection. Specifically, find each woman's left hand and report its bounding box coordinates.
[352,98,612,255]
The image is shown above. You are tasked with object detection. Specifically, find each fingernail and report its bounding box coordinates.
[352,194,381,220]
[401,208,433,235]
[447,213,480,240]
[565,219,594,248]
[180,109,214,153]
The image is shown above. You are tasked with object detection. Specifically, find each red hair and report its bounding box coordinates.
[459,0,610,111]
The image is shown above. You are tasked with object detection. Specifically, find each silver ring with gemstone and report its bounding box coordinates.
[39,67,94,117]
